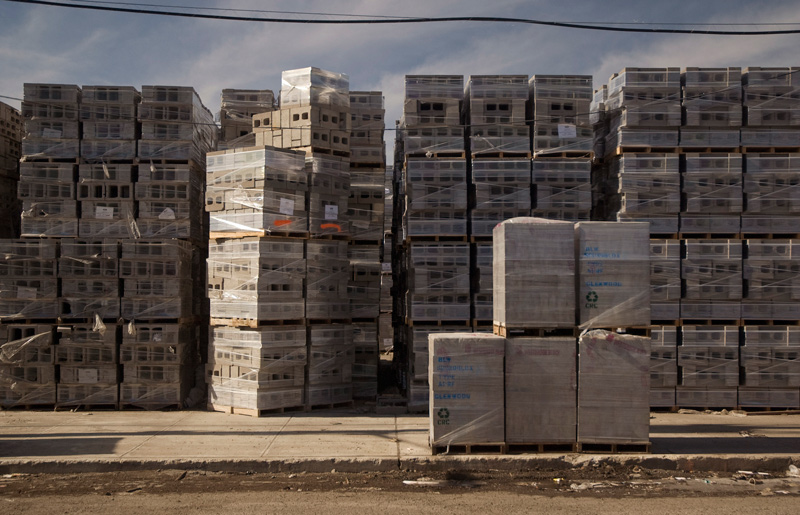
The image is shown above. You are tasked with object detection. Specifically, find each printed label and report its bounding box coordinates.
[557,123,577,138]
[78,369,99,384]
[95,206,115,219]
[17,286,38,300]
[279,198,294,216]
[324,205,338,220]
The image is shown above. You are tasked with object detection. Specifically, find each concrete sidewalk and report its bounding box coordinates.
[1,409,799,474]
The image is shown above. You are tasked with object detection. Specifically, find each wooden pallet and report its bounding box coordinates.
[741,146,800,154]
[677,147,740,154]
[612,146,679,156]
[533,151,593,159]
[493,323,577,338]
[740,233,800,240]
[209,317,306,328]
[678,232,740,240]
[678,319,742,327]
[207,402,305,417]
[404,235,469,243]
[431,443,506,455]
[306,400,355,412]
[576,441,651,454]
[404,151,466,159]
[472,151,532,159]
[209,230,308,240]
[504,442,578,454]
[119,403,182,412]
[405,318,471,328]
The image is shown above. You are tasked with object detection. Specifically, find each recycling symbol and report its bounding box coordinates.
[437,408,450,419]
[586,291,599,303]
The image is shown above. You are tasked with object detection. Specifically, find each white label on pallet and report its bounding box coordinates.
[42,128,62,138]
[95,206,115,219]
[152,332,162,342]
[280,198,294,216]
[558,124,577,138]
[381,263,392,272]
[17,286,37,300]
[78,369,99,384]
[158,208,176,220]
[325,205,338,220]
[383,338,393,347]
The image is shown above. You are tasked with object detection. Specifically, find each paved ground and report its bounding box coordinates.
[0,408,798,474]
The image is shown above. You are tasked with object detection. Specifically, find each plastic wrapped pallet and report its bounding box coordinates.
[206,146,308,234]
[493,217,575,329]
[505,337,576,444]
[428,333,504,449]
[742,326,800,390]
[0,239,59,320]
[280,67,349,108]
[576,221,650,329]
[578,330,650,444]
[0,324,55,406]
[679,326,739,388]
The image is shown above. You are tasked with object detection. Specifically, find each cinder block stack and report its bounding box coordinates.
[529,76,593,226]
[218,89,275,149]
[465,77,532,333]
[604,68,681,152]
[1,83,212,409]
[208,67,356,414]
[492,217,651,450]
[740,326,800,408]
[0,323,55,406]
[680,68,742,150]
[676,325,740,407]
[205,147,310,413]
[428,333,505,451]
[0,101,22,238]
[741,67,800,153]
[594,66,800,409]
[649,326,678,407]
[397,75,469,412]
[0,240,58,407]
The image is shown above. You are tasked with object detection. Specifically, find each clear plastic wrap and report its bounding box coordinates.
[494,218,575,329]
[404,75,463,100]
[306,240,350,320]
[280,67,350,108]
[55,323,119,405]
[741,326,800,390]
[469,125,530,155]
[744,239,800,304]
[578,330,650,444]
[531,158,590,222]
[208,237,306,321]
[138,85,216,162]
[428,333,504,448]
[576,221,651,328]
[682,68,743,128]
[505,337,576,444]
[0,239,58,320]
[743,67,800,127]
[650,326,677,388]
[613,153,680,219]
[744,154,800,215]
[348,244,382,318]
[650,239,681,319]
[403,127,465,155]
[682,239,742,302]
[206,146,308,234]
[679,325,739,388]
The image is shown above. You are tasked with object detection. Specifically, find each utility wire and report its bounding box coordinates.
[5,0,800,35]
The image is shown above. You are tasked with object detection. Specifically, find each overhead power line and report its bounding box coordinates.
[5,0,800,35]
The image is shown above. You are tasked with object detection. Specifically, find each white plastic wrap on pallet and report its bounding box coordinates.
[505,337,576,444]
[493,217,575,329]
[578,330,650,444]
[576,221,651,328]
[429,333,505,448]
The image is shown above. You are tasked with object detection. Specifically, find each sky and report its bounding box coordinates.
[2,0,800,160]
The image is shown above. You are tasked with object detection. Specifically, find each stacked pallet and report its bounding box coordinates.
[1,83,212,410]
[208,67,356,415]
[740,326,800,408]
[0,101,22,238]
[429,217,651,453]
[0,322,55,406]
[397,76,469,412]
[596,66,800,409]
[218,89,275,149]
[466,77,532,336]
[206,147,310,413]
